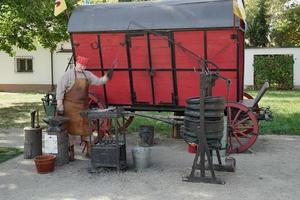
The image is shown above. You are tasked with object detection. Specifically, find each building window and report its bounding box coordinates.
[15,57,33,72]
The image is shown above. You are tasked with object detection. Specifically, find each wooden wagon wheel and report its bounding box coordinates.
[226,102,259,154]
[89,93,111,141]
[113,114,135,133]
[243,92,254,100]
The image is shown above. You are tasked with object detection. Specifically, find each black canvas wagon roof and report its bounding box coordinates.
[68,0,238,33]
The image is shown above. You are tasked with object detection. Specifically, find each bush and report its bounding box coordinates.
[254,55,294,90]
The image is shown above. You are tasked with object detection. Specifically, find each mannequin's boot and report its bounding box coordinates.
[69,145,75,161]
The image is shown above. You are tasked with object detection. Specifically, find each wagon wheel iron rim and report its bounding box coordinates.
[226,102,259,154]
[243,92,254,100]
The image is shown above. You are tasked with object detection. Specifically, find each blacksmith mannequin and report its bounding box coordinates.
[56,56,113,160]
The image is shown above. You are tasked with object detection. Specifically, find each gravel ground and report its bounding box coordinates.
[1,128,300,200]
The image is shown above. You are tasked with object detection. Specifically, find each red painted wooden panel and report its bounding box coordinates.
[100,33,128,69]
[130,35,149,69]
[150,34,171,69]
[99,33,131,105]
[153,72,173,104]
[132,71,152,104]
[174,31,205,69]
[212,71,238,102]
[129,34,152,104]
[106,71,131,105]
[238,29,245,101]
[149,34,173,104]
[176,71,238,106]
[177,71,200,106]
[206,30,237,69]
[72,34,100,69]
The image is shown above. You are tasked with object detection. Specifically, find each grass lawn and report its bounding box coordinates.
[246,90,300,135]
[0,91,300,135]
[0,147,23,163]
[0,92,45,129]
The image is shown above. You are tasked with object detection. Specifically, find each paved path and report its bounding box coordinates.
[1,128,300,200]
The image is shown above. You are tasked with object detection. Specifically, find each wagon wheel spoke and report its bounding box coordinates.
[234,129,251,138]
[88,93,111,137]
[232,131,244,146]
[234,122,253,132]
[232,109,242,125]
[234,116,250,127]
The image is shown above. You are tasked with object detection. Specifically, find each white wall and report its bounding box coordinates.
[0,43,72,86]
[244,48,300,87]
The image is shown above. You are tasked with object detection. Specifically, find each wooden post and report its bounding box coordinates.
[172,111,184,138]
[47,130,69,166]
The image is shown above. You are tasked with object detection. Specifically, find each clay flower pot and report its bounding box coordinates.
[34,154,56,173]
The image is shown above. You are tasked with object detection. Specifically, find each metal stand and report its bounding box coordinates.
[183,71,225,184]
[81,108,127,173]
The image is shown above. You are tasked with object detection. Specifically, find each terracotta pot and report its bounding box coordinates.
[34,154,56,173]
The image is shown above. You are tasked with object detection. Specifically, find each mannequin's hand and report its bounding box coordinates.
[107,68,114,80]
[57,109,64,116]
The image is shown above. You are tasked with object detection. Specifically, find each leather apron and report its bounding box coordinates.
[64,71,89,136]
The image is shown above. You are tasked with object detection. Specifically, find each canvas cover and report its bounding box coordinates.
[68,0,239,33]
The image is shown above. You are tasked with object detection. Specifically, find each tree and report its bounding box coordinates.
[270,4,300,47]
[245,0,299,47]
[0,0,78,56]
[245,0,269,47]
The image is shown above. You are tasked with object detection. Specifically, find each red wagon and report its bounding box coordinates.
[67,0,271,153]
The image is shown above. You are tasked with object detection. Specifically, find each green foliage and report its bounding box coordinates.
[245,0,300,47]
[270,4,300,47]
[245,0,269,47]
[127,112,172,136]
[254,55,294,89]
[0,0,78,56]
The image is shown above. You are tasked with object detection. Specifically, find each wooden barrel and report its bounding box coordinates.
[24,127,42,159]
[183,96,225,145]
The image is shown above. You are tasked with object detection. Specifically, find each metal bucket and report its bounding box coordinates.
[132,146,151,171]
[139,125,154,146]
